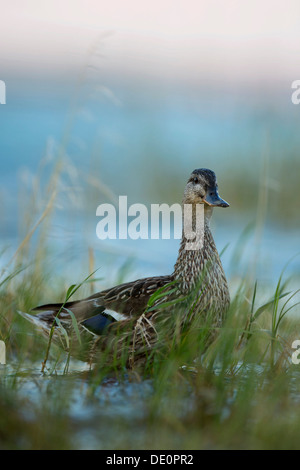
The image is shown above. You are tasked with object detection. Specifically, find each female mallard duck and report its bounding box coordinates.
[19,168,230,367]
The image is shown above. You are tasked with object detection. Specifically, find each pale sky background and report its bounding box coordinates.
[1,0,300,87]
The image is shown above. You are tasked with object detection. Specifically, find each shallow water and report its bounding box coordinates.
[2,354,300,449]
[1,360,156,449]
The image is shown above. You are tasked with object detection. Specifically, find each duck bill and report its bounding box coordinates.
[203,187,229,208]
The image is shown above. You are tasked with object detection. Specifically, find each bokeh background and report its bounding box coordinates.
[1,1,300,295]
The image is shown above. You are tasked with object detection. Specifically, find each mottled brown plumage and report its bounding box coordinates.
[18,168,230,367]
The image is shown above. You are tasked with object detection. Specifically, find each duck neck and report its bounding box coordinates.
[173,204,217,292]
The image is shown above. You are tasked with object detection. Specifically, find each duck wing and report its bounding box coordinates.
[28,274,172,329]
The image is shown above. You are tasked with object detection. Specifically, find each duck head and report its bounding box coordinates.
[183,168,229,208]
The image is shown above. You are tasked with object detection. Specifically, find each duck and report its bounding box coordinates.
[19,168,230,368]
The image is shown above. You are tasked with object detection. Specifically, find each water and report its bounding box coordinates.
[1,80,299,291]
[2,353,300,449]
[0,361,154,449]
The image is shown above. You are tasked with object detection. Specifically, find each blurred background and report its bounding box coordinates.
[0,0,300,296]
